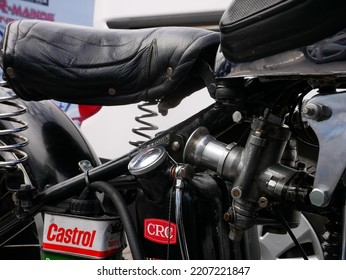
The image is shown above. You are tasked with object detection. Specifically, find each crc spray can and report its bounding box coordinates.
[128,146,233,259]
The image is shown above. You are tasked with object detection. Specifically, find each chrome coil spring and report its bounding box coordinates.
[0,94,28,167]
[129,101,158,147]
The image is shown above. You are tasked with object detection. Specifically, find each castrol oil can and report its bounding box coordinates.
[41,213,125,260]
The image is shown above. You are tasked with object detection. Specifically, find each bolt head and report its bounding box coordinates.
[232,111,244,123]
[267,179,277,191]
[302,104,317,116]
[171,141,181,152]
[108,88,116,96]
[258,197,268,208]
[309,188,328,207]
[231,187,242,199]
[223,212,230,222]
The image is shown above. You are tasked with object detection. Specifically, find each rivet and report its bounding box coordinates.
[171,141,180,152]
[166,67,173,77]
[6,67,14,77]
[108,88,116,96]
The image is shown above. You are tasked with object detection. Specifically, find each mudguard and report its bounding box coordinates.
[0,86,101,190]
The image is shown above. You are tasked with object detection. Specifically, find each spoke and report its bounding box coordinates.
[3,244,40,248]
[259,215,324,260]
[0,190,9,201]
[0,220,35,247]
[0,209,15,222]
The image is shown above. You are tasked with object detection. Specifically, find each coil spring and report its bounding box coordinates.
[129,101,158,147]
[0,93,28,168]
[321,217,342,259]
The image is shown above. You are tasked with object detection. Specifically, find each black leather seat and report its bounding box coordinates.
[220,0,346,62]
[1,20,219,111]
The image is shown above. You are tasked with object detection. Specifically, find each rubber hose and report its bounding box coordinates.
[88,181,144,260]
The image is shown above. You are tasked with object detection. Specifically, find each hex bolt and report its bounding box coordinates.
[267,179,277,192]
[309,188,328,207]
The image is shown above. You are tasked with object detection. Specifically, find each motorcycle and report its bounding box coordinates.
[0,0,345,260]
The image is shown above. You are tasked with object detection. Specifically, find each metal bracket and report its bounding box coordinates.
[78,160,93,185]
[304,91,346,206]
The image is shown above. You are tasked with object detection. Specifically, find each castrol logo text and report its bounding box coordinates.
[46,223,96,247]
[144,218,176,244]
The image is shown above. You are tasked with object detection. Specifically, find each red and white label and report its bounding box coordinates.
[46,223,96,247]
[144,218,177,244]
[42,213,123,259]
